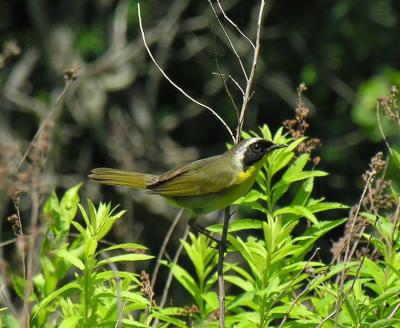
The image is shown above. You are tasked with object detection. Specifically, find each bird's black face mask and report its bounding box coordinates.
[242,140,281,169]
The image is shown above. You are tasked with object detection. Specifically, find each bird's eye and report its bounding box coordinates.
[253,143,261,150]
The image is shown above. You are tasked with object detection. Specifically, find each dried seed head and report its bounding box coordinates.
[3,41,21,57]
[140,271,155,306]
[7,214,21,236]
[64,64,80,81]
[304,266,315,277]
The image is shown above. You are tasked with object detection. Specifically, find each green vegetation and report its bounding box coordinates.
[1,0,400,326]
[2,125,399,327]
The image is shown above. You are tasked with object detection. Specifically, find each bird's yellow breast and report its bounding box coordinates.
[234,164,259,185]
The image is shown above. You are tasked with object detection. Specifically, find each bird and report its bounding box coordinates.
[89,138,285,240]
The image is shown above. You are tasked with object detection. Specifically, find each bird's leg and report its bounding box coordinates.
[188,218,221,245]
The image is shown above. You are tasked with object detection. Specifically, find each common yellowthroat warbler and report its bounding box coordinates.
[89,138,284,221]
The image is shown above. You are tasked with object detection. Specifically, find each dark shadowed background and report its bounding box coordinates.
[1,0,399,300]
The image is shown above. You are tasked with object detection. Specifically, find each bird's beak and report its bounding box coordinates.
[270,143,287,151]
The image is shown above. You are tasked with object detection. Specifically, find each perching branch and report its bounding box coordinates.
[214,1,267,326]
[236,0,266,142]
[217,208,232,328]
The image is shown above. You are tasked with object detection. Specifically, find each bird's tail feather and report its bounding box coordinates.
[89,168,155,189]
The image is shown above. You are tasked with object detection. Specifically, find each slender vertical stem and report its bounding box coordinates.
[157,225,190,310]
[151,209,184,289]
[235,0,266,143]
[151,225,189,328]
[218,207,231,327]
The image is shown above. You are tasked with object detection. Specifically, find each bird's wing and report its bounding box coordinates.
[147,155,236,196]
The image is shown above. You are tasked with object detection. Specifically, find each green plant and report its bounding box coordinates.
[5,185,154,327]
[2,122,400,327]
[159,125,347,327]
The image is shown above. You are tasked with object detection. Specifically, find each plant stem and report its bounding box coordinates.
[151,209,183,289]
[218,207,231,327]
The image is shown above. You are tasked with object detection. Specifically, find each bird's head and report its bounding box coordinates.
[234,138,286,169]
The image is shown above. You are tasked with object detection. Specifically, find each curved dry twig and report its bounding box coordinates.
[208,0,249,81]
[216,0,255,49]
[137,3,235,142]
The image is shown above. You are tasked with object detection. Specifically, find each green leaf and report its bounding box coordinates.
[33,273,45,295]
[239,189,266,204]
[202,291,219,311]
[307,201,348,213]
[43,192,60,218]
[224,262,255,285]
[208,219,263,233]
[260,124,272,141]
[150,309,187,328]
[274,205,320,226]
[361,258,385,293]
[224,275,254,292]
[272,170,328,205]
[78,204,93,235]
[33,282,81,318]
[226,291,256,311]
[170,264,201,304]
[57,250,85,271]
[59,316,82,328]
[99,243,148,253]
[71,220,87,238]
[294,218,347,258]
[391,149,400,170]
[59,183,82,231]
[95,270,140,284]
[85,238,98,257]
[11,275,25,299]
[97,204,126,240]
[229,236,263,281]
[120,291,149,306]
[118,319,153,328]
[96,254,153,267]
[291,177,314,206]
[370,286,400,308]
[369,319,400,328]
[343,297,358,325]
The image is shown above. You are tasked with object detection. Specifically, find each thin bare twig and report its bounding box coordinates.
[22,191,40,328]
[0,238,17,247]
[208,0,249,81]
[216,0,255,49]
[214,59,240,120]
[13,79,73,174]
[151,209,184,289]
[137,3,235,142]
[236,0,266,142]
[327,214,382,328]
[376,103,394,156]
[152,224,190,328]
[272,248,321,327]
[388,302,400,320]
[319,174,379,327]
[211,72,244,95]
